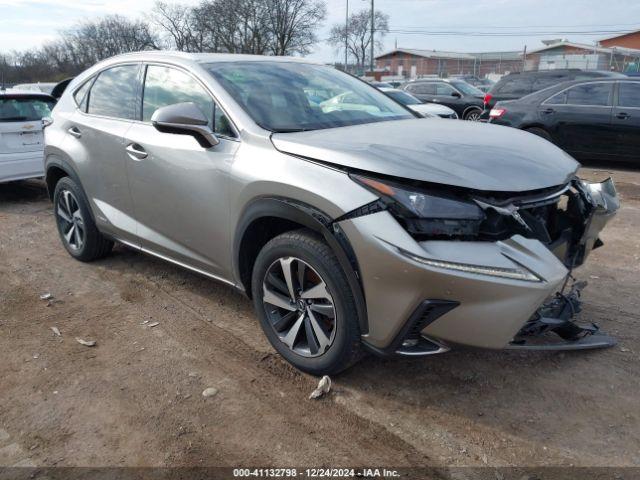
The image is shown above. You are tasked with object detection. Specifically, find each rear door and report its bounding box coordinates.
[540,81,615,158]
[612,82,640,160]
[65,63,141,243]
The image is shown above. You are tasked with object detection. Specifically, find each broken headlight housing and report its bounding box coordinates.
[351,174,485,238]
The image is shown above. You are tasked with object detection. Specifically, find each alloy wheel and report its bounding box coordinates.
[262,257,337,358]
[466,110,482,121]
[56,189,85,251]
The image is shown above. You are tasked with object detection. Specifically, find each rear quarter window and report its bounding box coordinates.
[496,77,533,95]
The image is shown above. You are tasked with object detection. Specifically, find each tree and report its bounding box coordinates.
[266,0,327,56]
[328,9,389,72]
[152,1,199,51]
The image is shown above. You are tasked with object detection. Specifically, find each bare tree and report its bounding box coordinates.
[266,0,326,56]
[152,1,197,51]
[328,9,389,72]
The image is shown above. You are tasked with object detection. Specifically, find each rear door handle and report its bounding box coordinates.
[616,112,631,120]
[125,143,148,160]
[68,126,82,138]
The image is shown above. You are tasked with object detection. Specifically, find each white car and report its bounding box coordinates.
[379,88,458,119]
[0,91,55,183]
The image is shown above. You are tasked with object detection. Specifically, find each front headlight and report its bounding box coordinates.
[351,174,485,238]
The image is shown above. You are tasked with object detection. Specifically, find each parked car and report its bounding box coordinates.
[402,79,485,120]
[369,81,394,89]
[379,87,458,118]
[481,69,627,119]
[11,82,58,95]
[1,91,55,183]
[488,78,640,162]
[452,75,494,93]
[45,52,619,375]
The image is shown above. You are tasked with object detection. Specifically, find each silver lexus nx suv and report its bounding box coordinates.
[45,52,620,375]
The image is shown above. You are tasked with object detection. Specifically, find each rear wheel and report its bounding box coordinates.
[53,176,113,262]
[525,127,553,142]
[251,230,362,375]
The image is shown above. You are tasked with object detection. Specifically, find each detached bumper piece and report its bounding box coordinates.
[507,280,616,351]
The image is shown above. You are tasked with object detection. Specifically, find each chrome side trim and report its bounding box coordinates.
[115,238,241,291]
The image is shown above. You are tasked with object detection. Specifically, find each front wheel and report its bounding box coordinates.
[464,109,482,121]
[251,230,362,375]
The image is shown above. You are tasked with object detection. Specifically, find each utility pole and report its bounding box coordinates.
[370,0,374,74]
[344,0,349,72]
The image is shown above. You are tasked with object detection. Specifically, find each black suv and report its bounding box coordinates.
[402,79,485,120]
[481,69,626,119]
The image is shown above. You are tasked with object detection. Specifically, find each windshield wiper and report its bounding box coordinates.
[273,128,312,133]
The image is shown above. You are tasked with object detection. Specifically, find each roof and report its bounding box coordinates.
[598,29,640,43]
[110,50,320,65]
[376,48,475,60]
[0,89,56,98]
[526,40,640,56]
[375,48,522,61]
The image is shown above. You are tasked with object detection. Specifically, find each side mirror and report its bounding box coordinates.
[451,91,462,98]
[151,102,219,148]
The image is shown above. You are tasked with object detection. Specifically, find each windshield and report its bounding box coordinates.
[451,81,484,96]
[385,90,422,105]
[206,62,414,132]
[0,96,55,122]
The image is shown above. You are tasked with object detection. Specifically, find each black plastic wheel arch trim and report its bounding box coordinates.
[233,196,369,334]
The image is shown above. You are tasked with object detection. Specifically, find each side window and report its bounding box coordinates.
[546,91,567,105]
[411,83,436,95]
[532,75,566,92]
[87,65,139,120]
[73,79,92,112]
[143,65,212,124]
[435,83,456,95]
[497,77,532,95]
[565,83,612,107]
[618,83,640,108]
[142,65,234,137]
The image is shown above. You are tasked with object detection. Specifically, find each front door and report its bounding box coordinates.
[125,64,239,279]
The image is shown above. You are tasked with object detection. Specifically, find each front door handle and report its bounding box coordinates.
[125,143,148,160]
[616,112,631,120]
[541,108,555,115]
[68,126,82,138]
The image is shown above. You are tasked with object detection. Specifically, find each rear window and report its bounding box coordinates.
[0,97,55,122]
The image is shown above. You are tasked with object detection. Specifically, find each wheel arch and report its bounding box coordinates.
[45,156,98,224]
[234,197,369,334]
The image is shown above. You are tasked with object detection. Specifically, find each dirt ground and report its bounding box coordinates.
[0,165,639,476]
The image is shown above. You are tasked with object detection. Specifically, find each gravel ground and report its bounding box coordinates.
[0,165,639,477]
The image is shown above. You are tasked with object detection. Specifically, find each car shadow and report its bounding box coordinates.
[0,179,49,204]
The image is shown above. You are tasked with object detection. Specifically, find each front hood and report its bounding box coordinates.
[271,118,578,192]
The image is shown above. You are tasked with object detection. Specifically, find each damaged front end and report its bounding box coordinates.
[474,177,620,350]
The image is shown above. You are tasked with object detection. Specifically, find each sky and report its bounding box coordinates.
[1,0,640,62]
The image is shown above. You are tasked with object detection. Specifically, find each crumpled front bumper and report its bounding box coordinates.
[337,178,620,353]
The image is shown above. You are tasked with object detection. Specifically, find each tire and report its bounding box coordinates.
[463,108,482,121]
[53,176,113,262]
[251,229,362,375]
[525,127,553,142]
